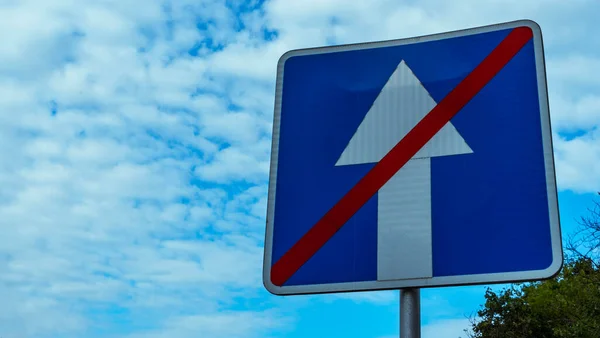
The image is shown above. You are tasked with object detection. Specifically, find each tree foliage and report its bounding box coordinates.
[466,193,600,338]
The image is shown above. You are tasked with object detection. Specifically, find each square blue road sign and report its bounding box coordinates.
[262,20,562,296]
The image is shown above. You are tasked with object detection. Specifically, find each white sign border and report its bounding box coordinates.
[262,19,563,296]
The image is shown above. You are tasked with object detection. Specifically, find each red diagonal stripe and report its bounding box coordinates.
[271,26,534,287]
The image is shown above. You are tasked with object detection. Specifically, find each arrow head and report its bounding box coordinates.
[336,60,473,167]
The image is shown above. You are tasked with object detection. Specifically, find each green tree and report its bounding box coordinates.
[466,193,600,338]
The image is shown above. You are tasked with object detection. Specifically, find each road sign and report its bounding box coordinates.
[262,20,562,296]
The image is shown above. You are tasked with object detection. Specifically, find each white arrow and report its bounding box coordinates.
[336,60,473,281]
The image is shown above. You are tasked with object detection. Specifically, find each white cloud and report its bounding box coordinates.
[554,129,600,193]
[377,318,472,338]
[547,55,600,138]
[0,0,279,337]
[550,93,600,132]
[321,290,397,305]
[423,318,473,338]
[197,144,271,183]
[548,55,600,89]
[0,0,599,337]
[127,310,291,338]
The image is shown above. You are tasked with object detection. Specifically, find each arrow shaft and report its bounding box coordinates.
[378,158,432,281]
[271,26,534,287]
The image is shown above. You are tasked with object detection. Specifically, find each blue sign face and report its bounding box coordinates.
[262,20,562,296]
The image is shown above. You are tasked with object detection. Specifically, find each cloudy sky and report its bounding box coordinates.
[0,0,598,337]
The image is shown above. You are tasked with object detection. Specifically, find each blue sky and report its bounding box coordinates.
[0,0,598,337]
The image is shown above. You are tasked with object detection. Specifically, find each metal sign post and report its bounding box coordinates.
[400,288,421,338]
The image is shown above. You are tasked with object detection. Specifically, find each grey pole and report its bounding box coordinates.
[400,288,421,338]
